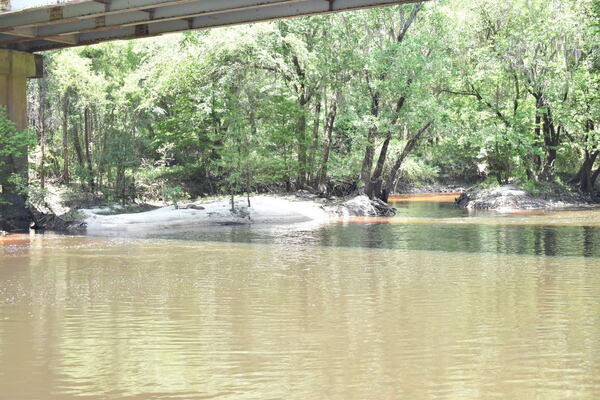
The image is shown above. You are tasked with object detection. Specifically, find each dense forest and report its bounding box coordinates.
[3,0,598,207]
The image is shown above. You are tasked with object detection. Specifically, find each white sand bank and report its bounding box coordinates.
[83,196,330,233]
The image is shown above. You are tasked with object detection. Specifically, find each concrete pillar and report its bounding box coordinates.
[0,49,43,231]
[0,49,40,129]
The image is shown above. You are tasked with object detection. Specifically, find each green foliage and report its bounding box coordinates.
[398,157,440,185]
[7,173,48,209]
[0,108,35,172]
[521,180,542,195]
[473,179,502,190]
[163,185,188,208]
[520,179,575,197]
[0,107,36,204]
[61,209,86,222]
[18,0,599,204]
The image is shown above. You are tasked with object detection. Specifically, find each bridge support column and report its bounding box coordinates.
[0,49,43,231]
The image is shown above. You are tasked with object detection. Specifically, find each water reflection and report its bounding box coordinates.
[0,239,599,399]
[129,219,600,258]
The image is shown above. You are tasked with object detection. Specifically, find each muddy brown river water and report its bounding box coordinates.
[1,195,600,399]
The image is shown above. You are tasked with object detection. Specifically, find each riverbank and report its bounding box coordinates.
[84,196,327,233]
[14,182,598,234]
[456,184,597,211]
[81,194,396,234]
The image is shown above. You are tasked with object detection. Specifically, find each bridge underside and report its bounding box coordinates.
[0,0,420,53]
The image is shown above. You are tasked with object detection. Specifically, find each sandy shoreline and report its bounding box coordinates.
[82,195,331,233]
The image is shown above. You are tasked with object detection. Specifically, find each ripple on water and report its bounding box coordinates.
[0,221,600,399]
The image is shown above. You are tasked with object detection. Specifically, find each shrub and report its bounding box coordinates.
[0,107,36,205]
[399,157,440,184]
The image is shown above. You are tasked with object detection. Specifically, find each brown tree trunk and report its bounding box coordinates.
[72,119,85,173]
[84,106,95,191]
[290,52,311,190]
[97,111,112,191]
[360,92,379,194]
[296,104,308,188]
[316,94,338,192]
[307,98,321,185]
[380,121,433,202]
[569,121,597,194]
[366,97,406,199]
[591,167,600,190]
[61,96,69,184]
[532,96,543,172]
[570,150,599,193]
[535,94,561,181]
[366,132,392,199]
[37,79,47,189]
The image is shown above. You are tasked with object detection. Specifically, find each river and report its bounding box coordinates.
[1,194,599,399]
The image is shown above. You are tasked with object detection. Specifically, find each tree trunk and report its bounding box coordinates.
[535,94,561,181]
[61,96,69,184]
[570,150,599,194]
[380,121,433,202]
[84,106,95,191]
[72,120,85,173]
[38,79,47,189]
[97,110,112,192]
[296,105,308,188]
[366,132,392,199]
[360,92,379,194]
[308,98,321,185]
[366,97,406,199]
[591,167,600,191]
[532,96,543,172]
[290,51,311,190]
[316,93,338,191]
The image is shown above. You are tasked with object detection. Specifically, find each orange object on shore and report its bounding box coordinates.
[0,234,33,245]
[388,192,461,203]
